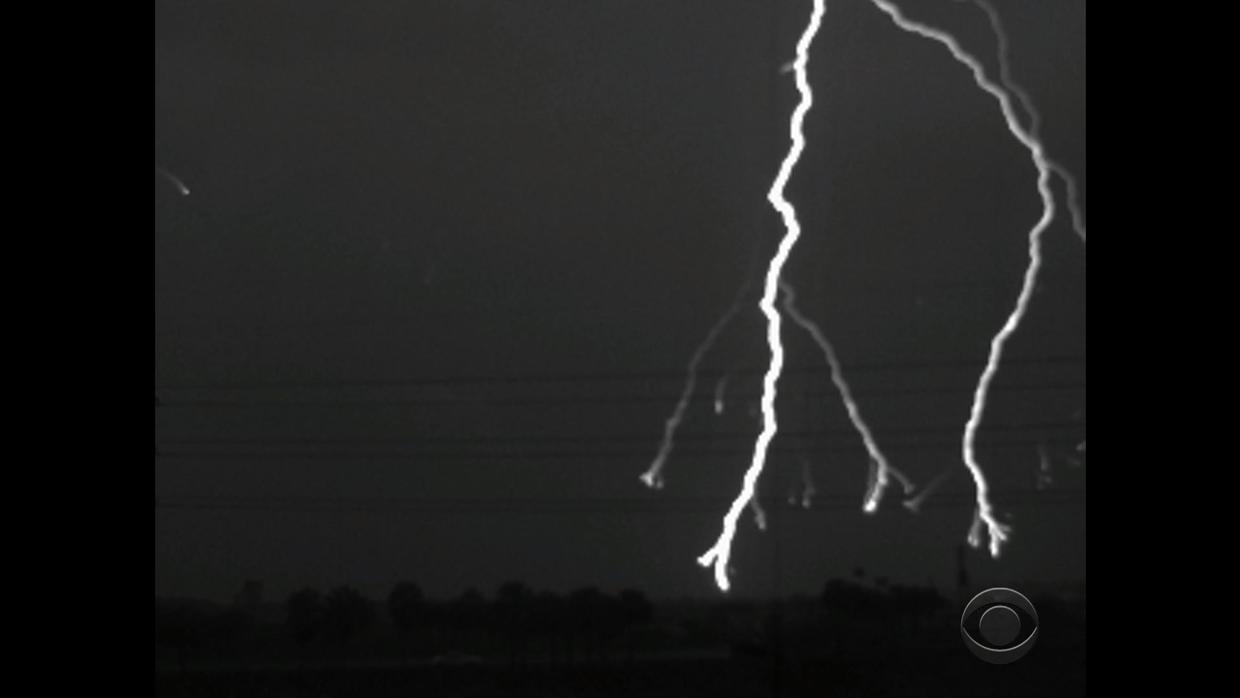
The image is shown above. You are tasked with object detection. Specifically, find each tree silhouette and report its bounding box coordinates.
[531,591,567,662]
[285,588,324,647]
[495,581,532,665]
[323,586,374,646]
[210,606,255,656]
[820,579,884,621]
[568,587,617,661]
[886,584,946,632]
[156,599,208,671]
[618,588,653,663]
[447,587,486,648]
[387,581,426,638]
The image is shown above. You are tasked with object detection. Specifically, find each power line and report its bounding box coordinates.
[154,380,1085,408]
[154,489,1085,514]
[155,354,1084,392]
[154,439,1084,462]
[156,420,1083,448]
[152,275,1076,339]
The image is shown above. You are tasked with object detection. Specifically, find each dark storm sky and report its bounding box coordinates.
[155,0,1085,602]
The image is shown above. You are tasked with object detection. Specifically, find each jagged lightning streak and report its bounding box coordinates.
[779,280,914,512]
[155,166,190,196]
[867,0,1058,557]
[697,0,825,592]
[966,0,1085,244]
[641,296,746,490]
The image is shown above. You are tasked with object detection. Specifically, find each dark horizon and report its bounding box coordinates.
[157,573,1085,697]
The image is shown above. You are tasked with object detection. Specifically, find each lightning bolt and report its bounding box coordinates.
[750,495,768,531]
[780,280,914,512]
[640,291,748,490]
[697,0,825,592]
[713,374,730,415]
[799,455,817,509]
[966,0,1086,245]
[1036,443,1053,490]
[156,166,190,196]
[967,508,984,548]
[903,468,953,514]
[867,0,1059,558]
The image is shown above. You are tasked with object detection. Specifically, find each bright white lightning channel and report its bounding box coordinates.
[967,0,1086,245]
[780,280,914,512]
[156,166,190,196]
[868,0,1059,557]
[697,0,825,593]
[640,295,746,490]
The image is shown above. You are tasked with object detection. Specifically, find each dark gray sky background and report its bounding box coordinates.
[155,0,1085,602]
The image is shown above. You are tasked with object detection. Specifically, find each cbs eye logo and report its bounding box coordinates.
[960,587,1038,664]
